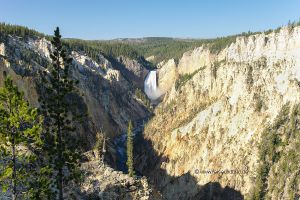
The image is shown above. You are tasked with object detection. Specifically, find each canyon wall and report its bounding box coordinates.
[138,26,300,199]
[0,34,150,152]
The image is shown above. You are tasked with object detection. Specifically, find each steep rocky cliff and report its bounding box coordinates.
[0,33,150,152]
[137,26,300,199]
[157,59,177,94]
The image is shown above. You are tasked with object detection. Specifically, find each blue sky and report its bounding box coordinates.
[1,0,300,40]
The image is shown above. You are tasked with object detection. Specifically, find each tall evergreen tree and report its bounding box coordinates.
[39,27,81,200]
[0,75,42,200]
[126,120,134,177]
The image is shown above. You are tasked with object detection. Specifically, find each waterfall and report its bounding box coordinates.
[144,70,161,100]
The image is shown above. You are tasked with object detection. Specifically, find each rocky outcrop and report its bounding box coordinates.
[27,37,52,59]
[72,152,162,200]
[137,26,300,199]
[178,47,212,75]
[0,43,5,56]
[157,59,177,93]
[116,56,149,88]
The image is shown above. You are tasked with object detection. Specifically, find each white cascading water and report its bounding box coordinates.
[144,70,161,100]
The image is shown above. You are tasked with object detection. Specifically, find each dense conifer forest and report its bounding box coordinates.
[4,21,300,65]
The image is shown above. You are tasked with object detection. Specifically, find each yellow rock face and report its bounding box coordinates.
[138,26,300,199]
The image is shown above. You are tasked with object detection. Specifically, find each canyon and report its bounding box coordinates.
[0,24,300,199]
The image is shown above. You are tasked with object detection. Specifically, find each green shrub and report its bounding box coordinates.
[250,104,300,199]
[134,88,151,110]
[175,67,205,90]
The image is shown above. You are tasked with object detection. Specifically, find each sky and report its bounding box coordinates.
[1,0,300,40]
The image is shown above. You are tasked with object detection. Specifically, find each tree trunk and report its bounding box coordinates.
[58,121,64,200]
[58,167,63,200]
[57,59,64,200]
[12,131,17,200]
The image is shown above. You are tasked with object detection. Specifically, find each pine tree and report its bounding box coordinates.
[39,27,81,200]
[126,120,134,177]
[0,75,42,200]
